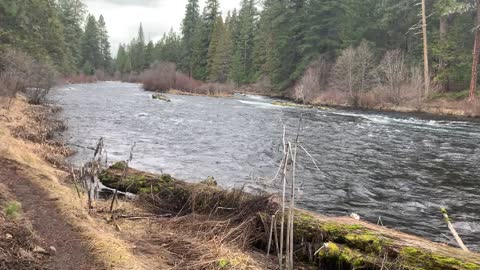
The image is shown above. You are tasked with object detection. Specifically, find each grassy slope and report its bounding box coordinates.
[0,97,150,270]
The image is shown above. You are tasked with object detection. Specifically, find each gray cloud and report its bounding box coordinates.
[84,0,241,56]
[89,0,160,7]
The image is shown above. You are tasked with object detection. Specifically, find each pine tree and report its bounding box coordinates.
[180,0,200,76]
[211,16,234,82]
[204,0,220,40]
[207,16,224,80]
[191,9,210,80]
[145,41,155,68]
[231,0,257,84]
[98,15,112,72]
[58,0,86,73]
[156,29,181,63]
[131,23,146,72]
[116,44,130,74]
[189,0,220,80]
[253,0,275,77]
[81,14,101,73]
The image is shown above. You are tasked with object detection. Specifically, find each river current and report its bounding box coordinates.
[52,82,480,250]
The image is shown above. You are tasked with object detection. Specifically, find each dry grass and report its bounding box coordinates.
[0,97,149,269]
[1,97,71,167]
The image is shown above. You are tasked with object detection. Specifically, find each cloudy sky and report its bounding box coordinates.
[84,0,241,55]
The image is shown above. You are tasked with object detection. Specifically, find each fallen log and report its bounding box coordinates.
[98,163,480,270]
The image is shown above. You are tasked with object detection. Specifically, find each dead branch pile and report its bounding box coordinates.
[97,163,480,270]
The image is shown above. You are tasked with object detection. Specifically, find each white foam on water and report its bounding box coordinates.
[328,111,462,129]
[238,100,280,108]
[245,94,267,100]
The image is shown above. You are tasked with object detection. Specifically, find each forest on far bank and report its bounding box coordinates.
[116,0,480,112]
[1,0,480,113]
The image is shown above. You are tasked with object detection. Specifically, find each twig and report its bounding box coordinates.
[377,216,384,227]
[0,114,10,121]
[441,208,469,251]
[299,145,320,171]
[267,214,275,260]
[71,167,81,199]
[115,214,171,220]
[279,143,290,269]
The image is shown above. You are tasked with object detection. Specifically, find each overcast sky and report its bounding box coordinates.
[84,0,241,55]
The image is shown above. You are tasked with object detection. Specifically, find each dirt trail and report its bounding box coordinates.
[0,158,99,270]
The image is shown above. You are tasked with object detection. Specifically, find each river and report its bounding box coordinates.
[52,81,480,250]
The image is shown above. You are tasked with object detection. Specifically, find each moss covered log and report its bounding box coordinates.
[98,164,480,270]
[152,93,171,102]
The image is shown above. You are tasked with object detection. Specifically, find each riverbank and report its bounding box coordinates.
[0,97,142,269]
[2,94,480,269]
[286,90,480,118]
[95,162,480,269]
[148,84,480,119]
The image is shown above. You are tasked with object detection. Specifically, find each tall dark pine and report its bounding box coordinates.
[193,0,220,80]
[180,0,200,76]
[58,0,86,73]
[81,14,101,74]
[132,23,146,72]
[231,0,257,84]
[98,15,112,72]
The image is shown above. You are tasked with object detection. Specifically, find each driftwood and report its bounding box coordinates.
[98,164,480,270]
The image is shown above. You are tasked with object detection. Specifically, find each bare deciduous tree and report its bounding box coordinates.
[0,49,56,105]
[333,46,356,104]
[332,41,375,106]
[0,50,34,98]
[295,56,333,103]
[24,62,57,105]
[378,50,407,104]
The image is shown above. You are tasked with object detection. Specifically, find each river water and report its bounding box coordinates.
[52,82,480,250]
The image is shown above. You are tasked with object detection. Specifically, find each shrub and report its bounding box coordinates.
[195,82,235,96]
[24,61,57,104]
[292,56,333,103]
[0,48,57,104]
[141,62,176,92]
[175,72,202,92]
[0,49,34,98]
[64,73,98,84]
[4,201,22,219]
[139,62,203,93]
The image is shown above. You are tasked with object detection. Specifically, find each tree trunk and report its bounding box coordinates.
[469,0,480,103]
[439,16,449,91]
[421,0,430,97]
[440,16,448,42]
